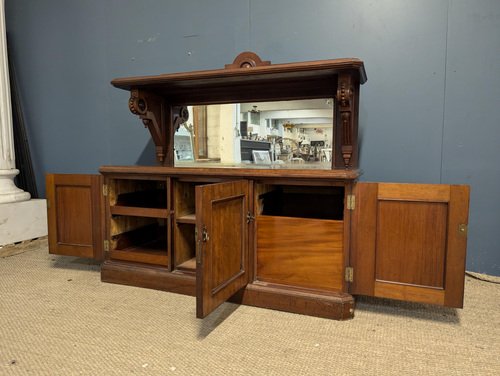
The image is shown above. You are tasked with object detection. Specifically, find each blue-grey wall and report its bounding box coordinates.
[5,0,500,275]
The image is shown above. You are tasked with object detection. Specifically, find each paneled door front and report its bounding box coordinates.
[46,174,103,260]
[350,183,469,308]
[195,180,250,318]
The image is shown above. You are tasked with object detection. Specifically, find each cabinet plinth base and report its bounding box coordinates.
[101,261,196,296]
[100,263,354,320]
[232,282,355,320]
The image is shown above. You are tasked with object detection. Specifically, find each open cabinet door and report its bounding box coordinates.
[195,180,250,318]
[46,174,104,260]
[350,182,469,308]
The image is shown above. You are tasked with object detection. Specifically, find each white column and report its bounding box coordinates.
[0,0,30,203]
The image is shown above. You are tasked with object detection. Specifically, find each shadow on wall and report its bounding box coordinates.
[135,139,157,166]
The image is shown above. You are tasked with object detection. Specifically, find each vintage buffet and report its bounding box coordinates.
[47,52,469,320]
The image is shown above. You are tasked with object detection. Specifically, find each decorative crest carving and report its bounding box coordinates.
[225,51,271,69]
[128,93,147,115]
[336,81,353,108]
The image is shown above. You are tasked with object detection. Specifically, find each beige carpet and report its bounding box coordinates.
[0,239,499,376]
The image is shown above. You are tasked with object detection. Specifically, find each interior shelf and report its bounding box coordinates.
[176,214,196,224]
[109,222,168,266]
[176,257,196,272]
[110,239,168,266]
[110,205,169,218]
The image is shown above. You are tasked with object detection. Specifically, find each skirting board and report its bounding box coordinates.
[0,199,47,246]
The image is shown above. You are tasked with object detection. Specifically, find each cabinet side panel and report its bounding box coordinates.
[444,185,470,308]
[46,174,57,254]
[349,182,378,295]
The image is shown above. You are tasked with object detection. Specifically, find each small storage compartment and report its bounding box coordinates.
[175,222,196,272]
[108,178,169,218]
[259,185,344,219]
[114,189,166,208]
[104,176,171,266]
[256,184,345,291]
[173,180,199,272]
[109,216,168,266]
[173,179,231,273]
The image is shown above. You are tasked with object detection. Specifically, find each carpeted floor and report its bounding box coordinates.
[0,238,499,375]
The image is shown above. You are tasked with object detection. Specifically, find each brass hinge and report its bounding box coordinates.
[345,266,354,282]
[104,240,109,252]
[346,195,355,210]
[102,184,108,196]
[458,223,468,236]
[246,212,255,223]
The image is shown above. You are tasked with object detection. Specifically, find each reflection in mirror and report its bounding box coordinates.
[174,98,334,169]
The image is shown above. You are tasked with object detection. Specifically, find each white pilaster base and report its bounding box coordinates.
[0,199,47,246]
[0,169,31,204]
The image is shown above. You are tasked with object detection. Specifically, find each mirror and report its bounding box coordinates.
[174,98,334,169]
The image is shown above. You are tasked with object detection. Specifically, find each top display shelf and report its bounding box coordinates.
[112,54,366,88]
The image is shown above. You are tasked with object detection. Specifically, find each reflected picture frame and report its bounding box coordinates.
[252,150,271,165]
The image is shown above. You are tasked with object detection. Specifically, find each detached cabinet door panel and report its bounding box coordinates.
[351,183,469,308]
[46,174,103,260]
[195,180,250,318]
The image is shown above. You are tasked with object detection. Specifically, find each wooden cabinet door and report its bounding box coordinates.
[46,174,104,260]
[350,182,469,308]
[195,180,250,318]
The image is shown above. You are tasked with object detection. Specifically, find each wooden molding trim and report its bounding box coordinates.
[335,73,355,168]
[374,281,445,306]
[378,183,451,202]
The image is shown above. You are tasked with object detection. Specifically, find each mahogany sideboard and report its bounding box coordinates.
[46,52,469,320]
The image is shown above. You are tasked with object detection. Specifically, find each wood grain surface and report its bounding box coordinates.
[257,215,344,291]
[46,174,103,260]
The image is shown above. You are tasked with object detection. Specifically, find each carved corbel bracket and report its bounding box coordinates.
[128,90,190,165]
[335,74,355,168]
[129,89,166,163]
[172,106,190,132]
